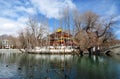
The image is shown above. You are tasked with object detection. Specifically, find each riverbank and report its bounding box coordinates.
[0,49,22,53]
[0,48,120,56]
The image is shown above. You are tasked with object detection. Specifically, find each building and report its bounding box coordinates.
[49,28,74,46]
[1,39,13,49]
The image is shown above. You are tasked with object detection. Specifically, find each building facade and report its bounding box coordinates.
[1,39,13,49]
[49,28,74,46]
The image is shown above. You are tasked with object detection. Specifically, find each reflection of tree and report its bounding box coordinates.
[17,54,51,79]
[76,56,118,79]
[0,53,23,64]
[48,56,74,79]
[14,54,76,79]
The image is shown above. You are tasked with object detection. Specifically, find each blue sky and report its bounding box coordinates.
[0,0,120,39]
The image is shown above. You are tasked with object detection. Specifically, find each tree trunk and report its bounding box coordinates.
[79,48,83,56]
[88,47,93,56]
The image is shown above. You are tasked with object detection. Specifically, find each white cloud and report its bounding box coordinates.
[31,0,76,19]
[1,9,19,18]
[115,30,120,35]
[113,15,120,21]
[106,4,118,15]
[0,0,36,19]
[115,30,120,39]
[0,0,36,36]
[0,17,26,36]
[15,6,36,15]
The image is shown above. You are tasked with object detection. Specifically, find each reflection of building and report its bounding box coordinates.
[49,28,74,46]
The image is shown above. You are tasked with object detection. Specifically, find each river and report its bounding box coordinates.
[0,53,120,79]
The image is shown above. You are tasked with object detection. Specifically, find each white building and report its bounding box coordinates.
[1,39,11,49]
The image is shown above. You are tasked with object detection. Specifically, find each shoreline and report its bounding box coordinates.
[0,48,120,56]
[0,49,22,53]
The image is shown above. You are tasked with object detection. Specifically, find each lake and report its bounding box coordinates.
[0,53,120,79]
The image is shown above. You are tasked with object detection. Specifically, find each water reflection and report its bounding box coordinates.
[0,53,120,79]
[76,55,119,79]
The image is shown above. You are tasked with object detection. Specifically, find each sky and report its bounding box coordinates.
[0,0,120,38]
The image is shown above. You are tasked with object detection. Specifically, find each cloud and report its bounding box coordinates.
[115,29,120,39]
[106,4,118,15]
[30,0,76,19]
[113,15,120,21]
[0,0,36,19]
[1,9,19,19]
[15,6,36,15]
[0,0,36,36]
[0,17,27,36]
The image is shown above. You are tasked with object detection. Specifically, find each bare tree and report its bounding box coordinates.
[62,7,74,34]
[18,30,27,49]
[18,16,49,49]
[73,10,117,54]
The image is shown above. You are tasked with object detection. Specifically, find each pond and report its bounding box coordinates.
[0,53,120,79]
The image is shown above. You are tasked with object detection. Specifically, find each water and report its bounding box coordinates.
[0,53,120,79]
